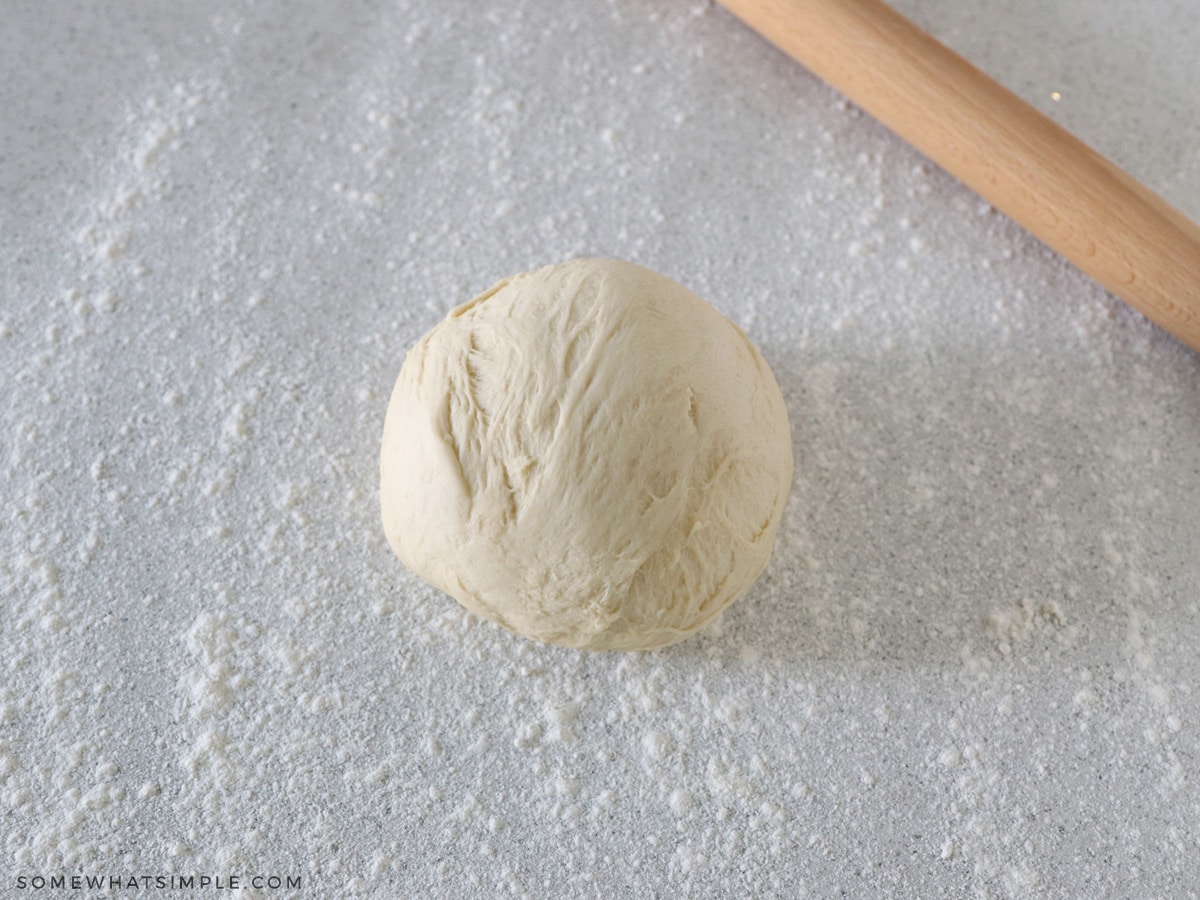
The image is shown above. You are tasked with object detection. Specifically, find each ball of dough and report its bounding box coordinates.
[380,258,792,651]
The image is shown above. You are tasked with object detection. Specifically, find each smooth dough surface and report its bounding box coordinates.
[380,258,793,650]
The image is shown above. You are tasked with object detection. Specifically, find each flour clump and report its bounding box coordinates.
[380,258,792,650]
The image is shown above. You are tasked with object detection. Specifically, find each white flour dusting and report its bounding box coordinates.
[2,0,1199,896]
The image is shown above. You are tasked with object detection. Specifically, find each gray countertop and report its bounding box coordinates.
[3,0,1198,895]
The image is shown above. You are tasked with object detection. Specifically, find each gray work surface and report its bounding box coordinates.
[2,1,1198,896]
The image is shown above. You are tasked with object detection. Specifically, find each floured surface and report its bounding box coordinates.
[2,0,1198,895]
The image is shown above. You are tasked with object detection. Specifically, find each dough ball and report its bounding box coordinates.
[380,258,792,651]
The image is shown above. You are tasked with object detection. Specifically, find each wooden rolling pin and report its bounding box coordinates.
[718,0,1200,352]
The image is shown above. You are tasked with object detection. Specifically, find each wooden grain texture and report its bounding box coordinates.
[719,0,1200,352]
